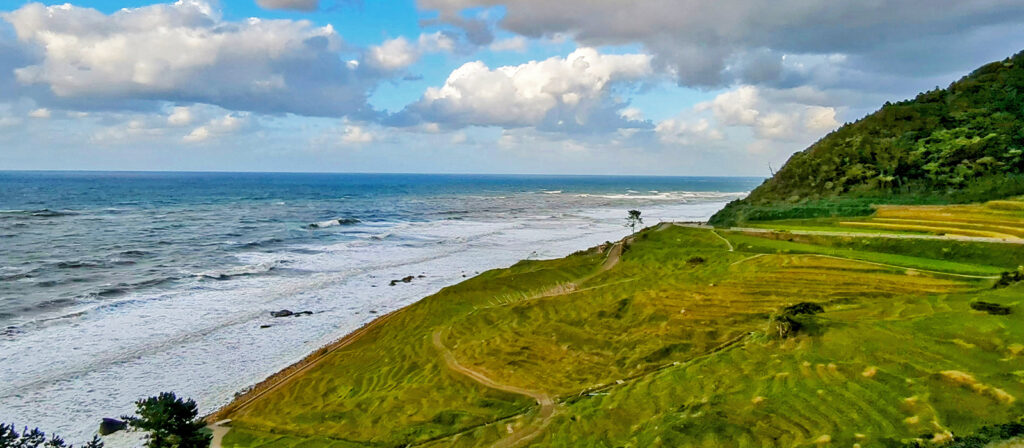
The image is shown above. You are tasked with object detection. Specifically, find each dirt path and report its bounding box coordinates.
[431,330,556,448]
[208,420,231,448]
[710,229,734,251]
[805,254,1001,279]
[600,241,624,272]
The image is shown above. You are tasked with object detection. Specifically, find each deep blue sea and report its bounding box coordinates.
[0,171,760,441]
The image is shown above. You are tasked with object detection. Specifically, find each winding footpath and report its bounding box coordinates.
[431,330,556,448]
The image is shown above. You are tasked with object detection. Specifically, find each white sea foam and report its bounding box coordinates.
[0,199,732,444]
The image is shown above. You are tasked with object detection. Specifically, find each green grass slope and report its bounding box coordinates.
[217,221,1024,448]
[711,49,1024,227]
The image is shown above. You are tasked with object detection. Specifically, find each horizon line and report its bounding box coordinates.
[0,169,768,179]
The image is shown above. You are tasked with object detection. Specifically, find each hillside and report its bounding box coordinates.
[710,50,1024,227]
[211,207,1024,447]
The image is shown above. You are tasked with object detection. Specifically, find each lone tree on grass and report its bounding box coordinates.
[122,392,211,448]
[625,210,643,235]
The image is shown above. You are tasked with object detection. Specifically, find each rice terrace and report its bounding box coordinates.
[211,198,1024,447]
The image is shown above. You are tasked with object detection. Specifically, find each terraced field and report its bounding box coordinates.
[748,197,1024,241]
[215,213,1024,447]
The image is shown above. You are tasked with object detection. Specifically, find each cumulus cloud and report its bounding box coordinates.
[28,108,49,119]
[340,125,374,144]
[399,47,653,132]
[655,118,723,146]
[184,114,250,143]
[2,1,376,117]
[255,0,319,11]
[419,0,1024,88]
[695,85,839,140]
[364,32,456,72]
[167,106,195,126]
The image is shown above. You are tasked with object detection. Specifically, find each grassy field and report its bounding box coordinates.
[216,209,1024,447]
[745,197,1024,241]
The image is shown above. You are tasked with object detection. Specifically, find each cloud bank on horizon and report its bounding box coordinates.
[0,0,1022,175]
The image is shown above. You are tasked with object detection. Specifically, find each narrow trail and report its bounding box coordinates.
[208,420,231,448]
[431,330,556,448]
[805,254,1001,279]
[710,229,734,252]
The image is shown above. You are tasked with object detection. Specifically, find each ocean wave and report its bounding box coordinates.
[307,218,360,229]
[575,191,748,201]
[238,238,284,249]
[0,209,79,219]
[85,276,182,299]
[195,261,278,280]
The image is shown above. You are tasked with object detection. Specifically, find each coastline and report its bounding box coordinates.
[206,302,406,423]
[204,232,636,427]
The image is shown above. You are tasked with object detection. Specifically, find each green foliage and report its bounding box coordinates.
[711,50,1024,226]
[123,392,210,448]
[904,421,1024,447]
[0,424,102,448]
[768,302,825,338]
[969,300,1012,315]
[625,209,643,234]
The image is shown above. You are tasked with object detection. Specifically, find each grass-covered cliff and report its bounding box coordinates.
[711,49,1024,227]
[213,205,1024,447]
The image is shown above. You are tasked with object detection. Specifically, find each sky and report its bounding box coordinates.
[0,1,1022,175]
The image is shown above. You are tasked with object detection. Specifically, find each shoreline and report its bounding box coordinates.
[203,222,712,424]
[205,304,406,423]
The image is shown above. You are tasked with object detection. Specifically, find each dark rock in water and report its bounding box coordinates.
[369,310,377,314]
[336,218,360,225]
[98,418,127,435]
[389,275,415,286]
[260,324,272,329]
[271,309,313,317]
[417,275,426,278]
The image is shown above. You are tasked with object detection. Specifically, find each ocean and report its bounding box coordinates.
[0,171,760,441]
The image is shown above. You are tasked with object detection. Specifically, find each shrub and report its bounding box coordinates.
[0,424,103,448]
[969,301,1011,315]
[123,392,211,448]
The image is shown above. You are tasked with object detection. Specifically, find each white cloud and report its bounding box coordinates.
[403,47,653,131]
[489,36,527,52]
[365,33,458,72]
[654,118,723,145]
[696,85,839,140]
[28,108,50,118]
[366,37,419,71]
[341,125,374,144]
[2,1,374,117]
[420,0,1024,88]
[167,106,195,126]
[255,0,319,11]
[184,113,249,143]
[803,106,839,132]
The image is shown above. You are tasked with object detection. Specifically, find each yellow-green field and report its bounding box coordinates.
[748,197,1024,241]
[216,208,1024,447]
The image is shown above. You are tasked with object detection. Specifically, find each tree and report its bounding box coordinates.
[123,393,211,448]
[0,424,102,448]
[625,210,643,234]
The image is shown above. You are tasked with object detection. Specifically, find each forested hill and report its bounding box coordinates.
[710,49,1024,227]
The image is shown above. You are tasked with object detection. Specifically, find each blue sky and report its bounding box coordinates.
[0,0,1022,175]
